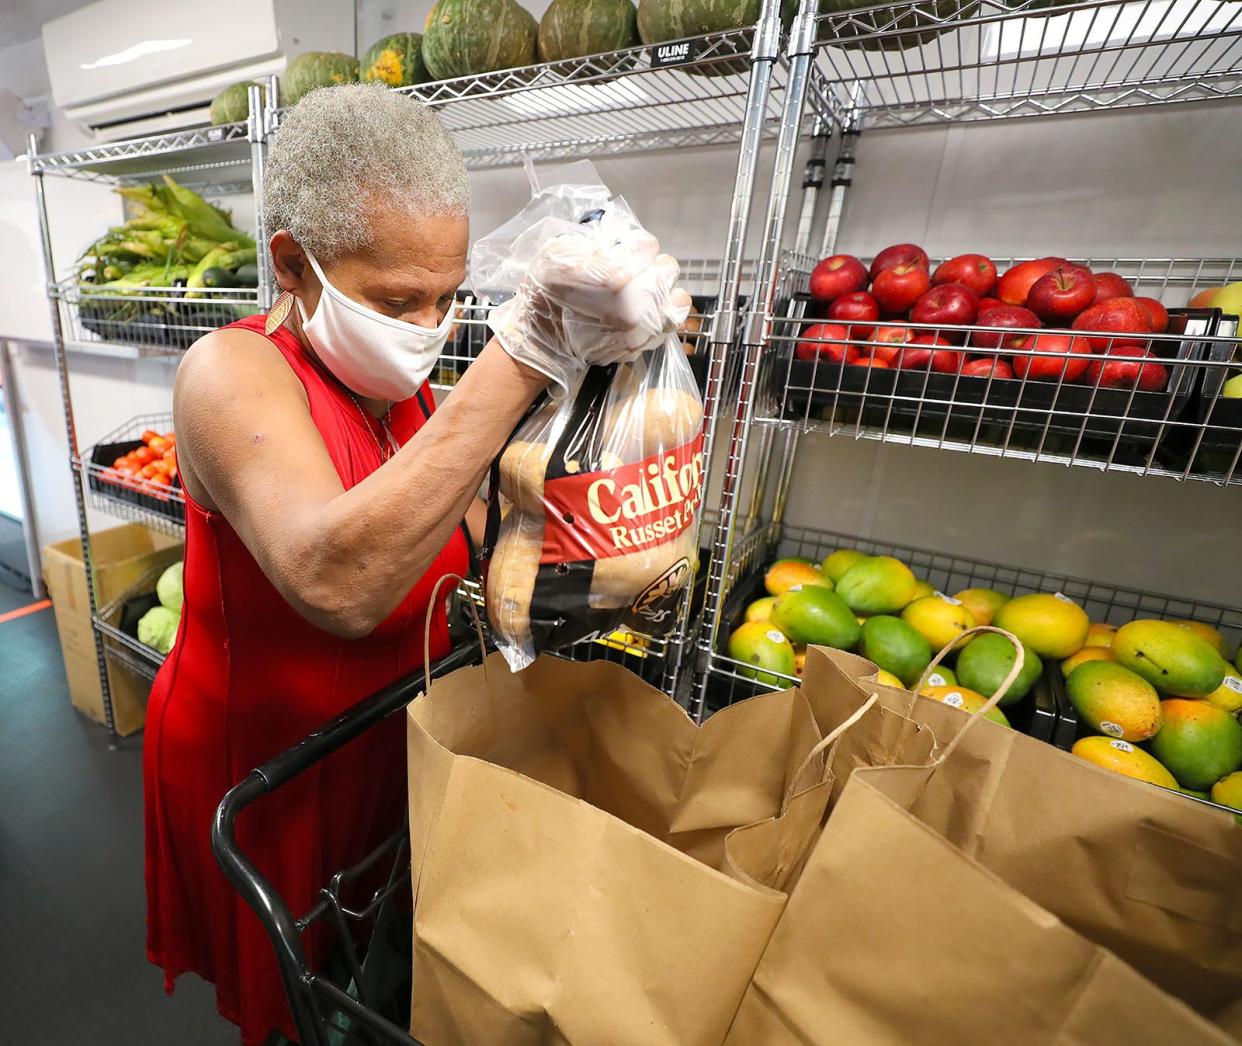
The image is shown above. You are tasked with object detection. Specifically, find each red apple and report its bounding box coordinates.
[868,243,930,283]
[911,282,979,333]
[809,254,868,303]
[827,291,880,339]
[962,358,1015,380]
[898,334,963,374]
[1026,265,1097,324]
[933,253,997,297]
[1133,296,1169,334]
[1093,272,1135,300]
[971,304,1041,349]
[977,296,1004,314]
[1009,332,1092,382]
[1071,298,1152,350]
[796,322,857,363]
[1086,345,1168,391]
[869,325,911,365]
[872,263,931,314]
[850,356,891,369]
[996,257,1067,307]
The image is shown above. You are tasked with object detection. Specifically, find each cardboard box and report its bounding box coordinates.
[43,523,182,736]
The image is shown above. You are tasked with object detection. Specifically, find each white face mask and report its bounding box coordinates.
[296,250,454,402]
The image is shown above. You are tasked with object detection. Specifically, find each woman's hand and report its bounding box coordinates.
[490,229,691,390]
[175,329,546,638]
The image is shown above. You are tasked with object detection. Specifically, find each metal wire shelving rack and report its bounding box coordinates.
[27,3,819,734]
[693,0,1242,715]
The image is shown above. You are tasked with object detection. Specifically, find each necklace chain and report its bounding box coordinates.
[343,388,398,462]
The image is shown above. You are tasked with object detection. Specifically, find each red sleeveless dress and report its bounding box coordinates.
[143,315,470,1044]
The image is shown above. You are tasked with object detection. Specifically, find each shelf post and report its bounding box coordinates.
[742,113,831,538]
[663,0,787,706]
[794,116,831,256]
[29,135,118,745]
[249,84,273,311]
[820,82,863,257]
[693,0,822,720]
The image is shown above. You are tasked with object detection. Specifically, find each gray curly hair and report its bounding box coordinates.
[264,83,470,259]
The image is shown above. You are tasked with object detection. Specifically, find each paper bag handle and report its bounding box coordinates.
[910,625,1025,767]
[782,691,880,812]
[424,572,489,692]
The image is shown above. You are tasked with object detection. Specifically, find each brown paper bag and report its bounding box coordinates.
[406,651,866,1045]
[728,630,1242,1044]
[722,647,936,894]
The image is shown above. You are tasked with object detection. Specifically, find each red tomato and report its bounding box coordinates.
[162,447,177,464]
[140,430,160,444]
[163,432,176,443]
[132,446,156,465]
[148,436,170,455]
[138,462,162,480]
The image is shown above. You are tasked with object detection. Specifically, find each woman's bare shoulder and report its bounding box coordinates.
[175,325,309,412]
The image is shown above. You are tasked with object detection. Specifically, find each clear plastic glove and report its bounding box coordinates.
[472,163,692,392]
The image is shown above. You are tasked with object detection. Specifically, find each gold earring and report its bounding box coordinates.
[264,290,295,335]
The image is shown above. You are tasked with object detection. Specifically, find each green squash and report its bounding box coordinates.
[361,32,430,87]
[283,51,361,105]
[636,0,804,40]
[209,81,264,126]
[636,0,797,76]
[422,0,539,80]
[538,0,640,62]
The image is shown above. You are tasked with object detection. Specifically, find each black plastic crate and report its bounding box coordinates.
[77,295,247,350]
[87,438,186,526]
[778,308,1215,448]
[1186,312,1241,453]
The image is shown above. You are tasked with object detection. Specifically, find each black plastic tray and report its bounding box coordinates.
[778,308,1214,447]
[77,297,246,350]
[1188,312,1241,452]
[87,438,186,526]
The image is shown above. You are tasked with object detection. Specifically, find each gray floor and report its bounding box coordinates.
[0,581,239,1044]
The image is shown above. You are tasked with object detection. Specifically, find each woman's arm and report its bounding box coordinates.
[174,327,546,638]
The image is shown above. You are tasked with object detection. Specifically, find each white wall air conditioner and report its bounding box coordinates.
[42,0,354,141]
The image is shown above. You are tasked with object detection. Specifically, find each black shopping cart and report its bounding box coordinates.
[211,640,482,1046]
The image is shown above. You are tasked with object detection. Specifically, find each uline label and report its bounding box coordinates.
[650,39,700,67]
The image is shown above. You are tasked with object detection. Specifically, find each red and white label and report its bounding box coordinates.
[540,432,705,564]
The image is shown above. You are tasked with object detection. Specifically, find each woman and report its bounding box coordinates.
[143,83,685,1045]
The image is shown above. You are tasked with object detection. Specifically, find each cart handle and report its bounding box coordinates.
[210,640,482,1045]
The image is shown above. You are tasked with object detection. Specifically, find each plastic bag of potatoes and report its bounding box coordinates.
[475,161,706,671]
[486,339,704,671]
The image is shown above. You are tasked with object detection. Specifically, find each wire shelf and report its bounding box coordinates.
[758,254,1242,484]
[82,413,185,536]
[30,122,253,186]
[807,0,1242,128]
[93,556,178,684]
[57,278,258,356]
[96,616,164,683]
[384,30,791,169]
[706,520,1242,705]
